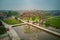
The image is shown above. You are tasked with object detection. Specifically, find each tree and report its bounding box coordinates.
[0,21,7,34]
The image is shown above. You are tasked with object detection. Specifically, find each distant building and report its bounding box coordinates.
[22,11,31,19]
[23,11,31,17]
[0,12,5,20]
[6,16,15,19]
[21,11,40,20]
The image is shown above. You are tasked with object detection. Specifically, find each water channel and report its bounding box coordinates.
[13,25,60,40]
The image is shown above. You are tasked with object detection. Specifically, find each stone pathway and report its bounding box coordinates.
[0,36,10,40]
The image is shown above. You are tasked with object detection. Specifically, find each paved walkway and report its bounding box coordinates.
[0,36,10,40]
[1,21,21,40]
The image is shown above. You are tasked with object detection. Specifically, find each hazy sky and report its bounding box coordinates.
[0,0,60,10]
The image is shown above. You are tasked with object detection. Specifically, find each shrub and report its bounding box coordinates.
[0,26,7,34]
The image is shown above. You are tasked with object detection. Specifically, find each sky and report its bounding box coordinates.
[0,0,60,10]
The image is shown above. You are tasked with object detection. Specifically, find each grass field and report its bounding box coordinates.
[45,16,60,29]
[23,17,40,23]
[4,19,22,25]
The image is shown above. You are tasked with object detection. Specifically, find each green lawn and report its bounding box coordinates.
[28,17,40,22]
[45,16,60,29]
[4,19,22,25]
[23,17,40,22]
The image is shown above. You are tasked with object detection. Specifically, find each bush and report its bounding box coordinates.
[0,26,7,34]
[0,21,6,34]
[45,21,50,27]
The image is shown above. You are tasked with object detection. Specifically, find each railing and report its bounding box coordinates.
[1,18,60,40]
[18,18,60,38]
